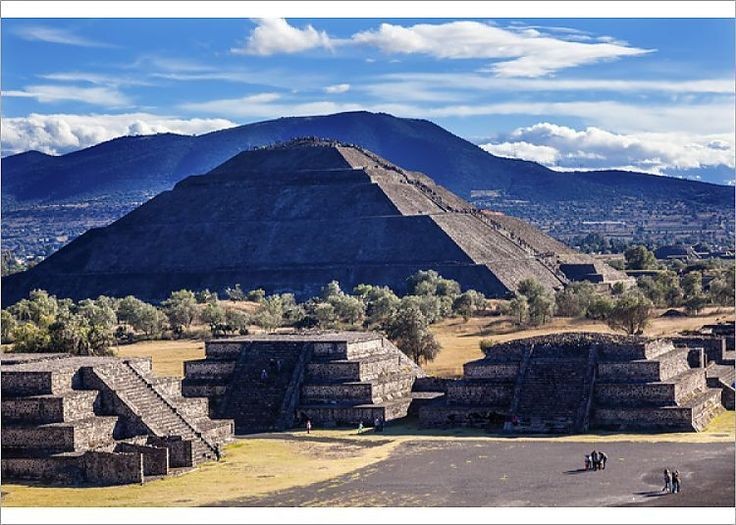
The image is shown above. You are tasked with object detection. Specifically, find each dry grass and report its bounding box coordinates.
[0,436,400,507]
[428,307,734,377]
[116,339,204,378]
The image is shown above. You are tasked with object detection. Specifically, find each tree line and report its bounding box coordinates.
[0,270,487,365]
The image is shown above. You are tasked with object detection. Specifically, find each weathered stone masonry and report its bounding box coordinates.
[182,332,424,433]
[1,353,233,485]
[417,333,728,433]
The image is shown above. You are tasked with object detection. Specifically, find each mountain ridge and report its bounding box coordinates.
[2,111,731,207]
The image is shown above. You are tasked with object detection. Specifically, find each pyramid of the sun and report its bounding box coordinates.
[2,138,631,303]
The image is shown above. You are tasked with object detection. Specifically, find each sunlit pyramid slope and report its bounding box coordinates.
[2,139,631,304]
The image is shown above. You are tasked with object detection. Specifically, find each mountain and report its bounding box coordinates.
[1,139,631,305]
[2,111,732,207]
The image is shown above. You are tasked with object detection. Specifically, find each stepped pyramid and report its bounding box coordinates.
[2,138,631,304]
[1,353,233,485]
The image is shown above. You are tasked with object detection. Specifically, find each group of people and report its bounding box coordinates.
[663,469,682,494]
[584,449,608,471]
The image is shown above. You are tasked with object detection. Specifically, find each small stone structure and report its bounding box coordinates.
[417,333,727,433]
[1,353,233,485]
[181,331,424,433]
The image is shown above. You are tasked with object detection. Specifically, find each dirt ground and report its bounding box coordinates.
[220,440,735,507]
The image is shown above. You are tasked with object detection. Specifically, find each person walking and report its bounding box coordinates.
[663,469,671,492]
[585,454,591,471]
[306,418,312,435]
[357,420,364,434]
[672,470,681,494]
[591,450,599,471]
[260,368,268,381]
[599,451,608,470]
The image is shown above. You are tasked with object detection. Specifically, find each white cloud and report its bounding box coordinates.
[324,83,350,94]
[231,19,650,77]
[479,122,735,175]
[1,113,237,156]
[375,72,734,94]
[351,21,651,77]
[3,85,131,106]
[14,25,112,47]
[39,72,154,87]
[232,18,333,55]
[481,141,561,165]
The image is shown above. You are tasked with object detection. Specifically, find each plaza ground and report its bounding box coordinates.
[2,412,733,507]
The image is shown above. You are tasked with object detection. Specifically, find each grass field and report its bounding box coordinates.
[116,339,205,378]
[0,436,401,507]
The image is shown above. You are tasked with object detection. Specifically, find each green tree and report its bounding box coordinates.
[387,304,441,365]
[681,271,703,300]
[12,322,51,353]
[224,308,250,335]
[516,278,555,326]
[407,270,460,298]
[195,289,218,304]
[503,296,529,325]
[320,280,343,300]
[709,270,735,306]
[225,284,246,301]
[555,282,596,317]
[1,310,17,343]
[329,294,365,327]
[246,288,266,303]
[200,302,226,332]
[624,245,657,270]
[10,289,59,327]
[363,286,400,328]
[586,295,614,320]
[683,294,709,316]
[162,290,198,333]
[452,290,486,322]
[77,298,117,354]
[607,290,654,335]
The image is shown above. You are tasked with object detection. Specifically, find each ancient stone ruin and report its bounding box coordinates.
[1,353,233,485]
[181,331,424,433]
[417,333,728,433]
[2,138,632,305]
[3,326,732,486]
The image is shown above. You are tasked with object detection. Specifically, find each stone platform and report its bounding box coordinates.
[417,333,726,433]
[1,353,233,485]
[181,331,424,433]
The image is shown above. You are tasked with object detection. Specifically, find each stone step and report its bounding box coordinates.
[1,416,119,453]
[1,391,99,424]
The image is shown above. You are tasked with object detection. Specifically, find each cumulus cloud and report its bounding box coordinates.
[1,113,237,156]
[13,25,112,47]
[324,83,350,94]
[3,85,131,106]
[479,122,735,175]
[351,21,652,77]
[232,19,650,77]
[232,18,333,55]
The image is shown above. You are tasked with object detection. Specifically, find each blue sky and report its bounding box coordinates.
[2,18,734,183]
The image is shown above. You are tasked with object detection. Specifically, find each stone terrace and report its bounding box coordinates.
[1,353,232,485]
[418,333,726,433]
[182,331,424,433]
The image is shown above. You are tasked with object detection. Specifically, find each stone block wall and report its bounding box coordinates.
[84,451,143,485]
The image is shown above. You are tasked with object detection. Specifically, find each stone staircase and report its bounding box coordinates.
[220,341,307,434]
[93,362,219,464]
[513,357,589,434]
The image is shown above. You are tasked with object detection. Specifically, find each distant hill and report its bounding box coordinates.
[2,111,732,207]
